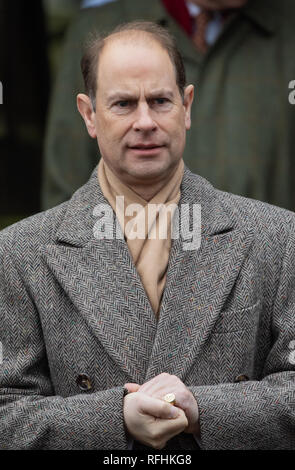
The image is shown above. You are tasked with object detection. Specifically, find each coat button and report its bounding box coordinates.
[234,374,249,383]
[76,374,93,391]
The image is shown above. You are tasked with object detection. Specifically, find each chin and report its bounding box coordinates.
[127,159,172,180]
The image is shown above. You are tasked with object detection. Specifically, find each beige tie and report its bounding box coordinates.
[192,9,213,54]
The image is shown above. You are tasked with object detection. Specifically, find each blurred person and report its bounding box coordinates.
[42,0,295,211]
[0,22,295,450]
[43,0,82,76]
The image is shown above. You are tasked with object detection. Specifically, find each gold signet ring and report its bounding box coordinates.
[163,393,176,406]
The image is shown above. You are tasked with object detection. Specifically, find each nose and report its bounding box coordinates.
[133,102,157,133]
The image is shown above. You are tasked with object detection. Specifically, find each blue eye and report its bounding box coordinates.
[117,101,129,107]
[155,98,167,105]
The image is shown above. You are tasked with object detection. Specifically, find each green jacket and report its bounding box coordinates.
[42,0,295,211]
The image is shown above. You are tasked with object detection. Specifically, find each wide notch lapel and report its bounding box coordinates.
[42,168,157,384]
[144,168,254,382]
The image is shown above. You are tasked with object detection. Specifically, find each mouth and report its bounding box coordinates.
[127,144,166,155]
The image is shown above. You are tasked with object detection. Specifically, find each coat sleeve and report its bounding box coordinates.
[189,219,295,450]
[0,243,129,450]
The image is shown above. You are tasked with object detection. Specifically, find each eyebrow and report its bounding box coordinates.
[106,88,174,104]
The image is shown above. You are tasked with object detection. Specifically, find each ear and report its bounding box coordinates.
[77,93,97,138]
[183,85,194,130]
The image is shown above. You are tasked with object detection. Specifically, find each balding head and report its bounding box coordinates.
[81,21,186,110]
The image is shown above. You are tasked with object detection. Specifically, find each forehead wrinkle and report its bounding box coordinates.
[107,88,174,101]
[148,88,174,98]
[106,90,139,103]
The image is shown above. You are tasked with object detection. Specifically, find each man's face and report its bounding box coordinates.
[79,36,193,187]
[189,0,248,10]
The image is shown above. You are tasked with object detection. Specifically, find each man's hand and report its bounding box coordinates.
[123,391,188,449]
[125,373,200,435]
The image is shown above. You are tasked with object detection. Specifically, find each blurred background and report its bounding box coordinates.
[0,0,80,229]
[1,0,295,231]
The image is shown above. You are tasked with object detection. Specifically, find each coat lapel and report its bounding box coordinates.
[42,165,254,385]
[42,168,157,384]
[144,168,254,381]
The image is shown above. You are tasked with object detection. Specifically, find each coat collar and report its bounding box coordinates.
[45,164,253,383]
[54,166,103,247]
[55,164,234,247]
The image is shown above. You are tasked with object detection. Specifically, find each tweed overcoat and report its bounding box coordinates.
[1,166,295,449]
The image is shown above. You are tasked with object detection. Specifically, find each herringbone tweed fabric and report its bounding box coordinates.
[0,166,295,449]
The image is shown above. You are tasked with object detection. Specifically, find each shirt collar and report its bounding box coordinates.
[185,1,201,17]
[186,1,221,20]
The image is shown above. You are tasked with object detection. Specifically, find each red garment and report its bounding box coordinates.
[160,1,236,37]
[160,0,193,36]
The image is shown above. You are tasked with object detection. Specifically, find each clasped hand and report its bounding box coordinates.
[123,372,200,449]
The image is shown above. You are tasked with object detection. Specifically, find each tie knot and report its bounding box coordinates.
[192,9,213,54]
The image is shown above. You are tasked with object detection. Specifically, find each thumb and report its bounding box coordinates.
[124,382,141,393]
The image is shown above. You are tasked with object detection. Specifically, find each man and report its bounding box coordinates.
[42,0,295,212]
[0,21,295,450]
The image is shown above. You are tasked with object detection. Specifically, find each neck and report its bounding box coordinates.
[125,162,183,201]
[103,160,183,202]
[124,177,174,202]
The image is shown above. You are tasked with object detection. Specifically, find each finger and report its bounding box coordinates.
[138,373,172,391]
[123,393,188,450]
[139,384,182,408]
[139,373,182,396]
[137,393,179,419]
[158,407,189,434]
[150,407,189,445]
[124,383,141,393]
